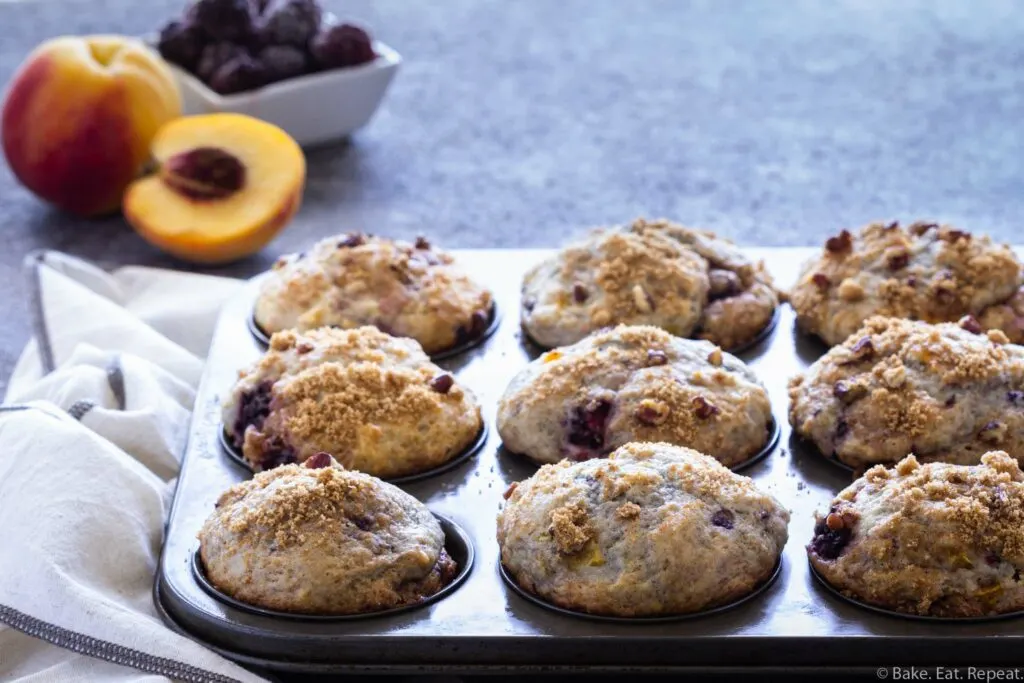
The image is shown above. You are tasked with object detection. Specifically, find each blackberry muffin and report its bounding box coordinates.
[497,442,789,617]
[222,326,482,477]
[789,316,1024,470]
[199,454,458,615]
[254,233,494,354]
[521,218,779,350]
[789,220,1022,347]
[498,325,774,468]
[809,452,1024,618]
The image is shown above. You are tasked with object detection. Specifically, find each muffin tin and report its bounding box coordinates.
[154,247,1024,674]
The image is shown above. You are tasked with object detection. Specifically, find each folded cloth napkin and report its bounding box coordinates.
[0,251,270,683]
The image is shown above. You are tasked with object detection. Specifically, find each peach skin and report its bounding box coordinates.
[1,36,181,217]
[123,113,305,265]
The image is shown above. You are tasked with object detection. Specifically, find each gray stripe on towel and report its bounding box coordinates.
[23,251,56,375]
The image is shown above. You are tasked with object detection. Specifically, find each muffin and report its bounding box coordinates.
[789,220,1022,346]
[497,442,789,617]
[222,326,482,477]
[199,455,458,615]
[498,325,774,468]
[788,316,1024,470]
[809,452,1024,618]
[520,218,779,351]
[254,233,494,354]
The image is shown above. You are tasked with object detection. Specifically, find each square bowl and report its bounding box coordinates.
[165,41,400,147]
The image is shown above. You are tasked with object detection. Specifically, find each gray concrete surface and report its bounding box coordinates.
[1,0,1023,391]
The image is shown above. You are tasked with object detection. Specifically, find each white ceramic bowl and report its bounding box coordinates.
[165,41,400,147]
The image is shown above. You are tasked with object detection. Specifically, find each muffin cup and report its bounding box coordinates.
[519,305,780,357]
[193,513,474,621]
[247,301,502,362]
[500,418,781,474]
[499,557,782,623]
[218,420,489,484]
[808,559,1024,623]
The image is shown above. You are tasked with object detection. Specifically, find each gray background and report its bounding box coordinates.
[1,0,1022,390]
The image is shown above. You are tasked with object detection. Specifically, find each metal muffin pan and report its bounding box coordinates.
[155,248,1024,674]
[499,558,784,624]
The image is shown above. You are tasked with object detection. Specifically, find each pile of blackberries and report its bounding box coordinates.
[158,0,377,95]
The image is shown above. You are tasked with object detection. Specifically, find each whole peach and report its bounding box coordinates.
[2,36,181,217]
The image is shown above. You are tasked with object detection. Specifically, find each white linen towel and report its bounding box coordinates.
[0,251,271,683]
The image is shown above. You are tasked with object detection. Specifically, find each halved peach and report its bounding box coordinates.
[124,113,305,264]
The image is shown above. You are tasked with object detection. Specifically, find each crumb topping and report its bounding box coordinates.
[790,220,1022,346]
[280,362,455,446]
[550,501,594,554]
[616,501,642,519]
[849,452,1024,562]
[218,465,383,550]
[254,234,493,353]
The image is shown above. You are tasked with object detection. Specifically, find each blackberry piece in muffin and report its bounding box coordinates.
[789,220,1021,347]
[199,455,458,615]
[497,442,789,617]
[788,316,1024,470]
[498,325,774,468]
[254,233,494,355]
[222,326,482,477]
[809,452,1024,618]
[520,218,779,351]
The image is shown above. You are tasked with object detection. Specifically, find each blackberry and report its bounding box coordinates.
[566,399,613,453]
[810,511,852,560]
[310,23,376,70]
[259,44,308,83]
[196,41,246,83]
[189,0,255,42]
[256,0,321,48]
[208,55,268,94]
[232,381,273,447]
[157,19,207,72]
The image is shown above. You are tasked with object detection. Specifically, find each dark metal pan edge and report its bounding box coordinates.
[808,557,1024,623]
[499,557,783,624]
[192,513,474,622]
[729,418,782,473]
[248,302,501,362]
[218,420,488,485]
